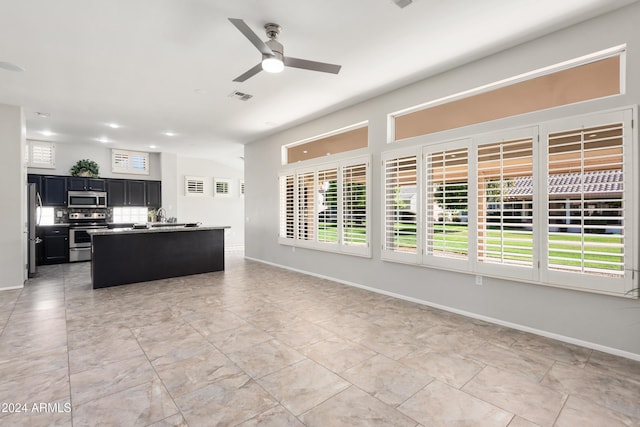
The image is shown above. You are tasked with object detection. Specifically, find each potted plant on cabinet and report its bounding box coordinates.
[70,159,100,177]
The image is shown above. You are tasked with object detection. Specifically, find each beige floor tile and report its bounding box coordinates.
[206,323,275,353]
[0,345,68,379]
[465,341,555,382]
[227,339,305,379]
[70,354,157,405]
[301,385,418,427]
[0,399,72,427]
[541,362,640,419]
[398,380,513,427]
[511,333,592,367]
[506,416,540,427]
[0,368,70,419]
[154,346,245,397]
[342,354,433,406]
[257,358,350,416]
[147,413,189,426]
[398,348,484,388]
[555,395,639,427]
[175,374,278,427]
[463,366,566,426]
[267,318,335,348]
[586,350,640,383]
[237,405,304,427]
[72,379,178,427]
[301,335,377,373]
[68,334,146,374]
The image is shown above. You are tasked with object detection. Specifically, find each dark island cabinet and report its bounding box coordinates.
[40,226,69,264]
[106,179,126,207]
[42,176,67,206]
[145,181,161,208]
[68,177,106,191]
[126,180,146,206]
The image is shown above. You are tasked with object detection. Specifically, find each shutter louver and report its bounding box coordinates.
[317,168,338,243]
[297,171,315,241]
[477,138,534,267]
[279,175,295,239]
[426,148,469,259]
[342,163,367,246]
[547,123,624,277]
[384,155,418,255]
[29,141,56,168]
[185,176,205,196]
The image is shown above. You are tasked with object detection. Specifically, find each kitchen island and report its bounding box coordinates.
[89,225,229,289]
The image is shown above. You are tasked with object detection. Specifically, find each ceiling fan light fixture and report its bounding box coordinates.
[262,56,284,73]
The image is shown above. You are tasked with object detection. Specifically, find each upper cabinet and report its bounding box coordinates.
[145,181,161,208]
[106,178,161,207]
[126,180,146,206]
[42,176,67,206]
[67,177,106,191]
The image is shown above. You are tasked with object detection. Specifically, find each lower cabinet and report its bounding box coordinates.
[40,226,69,265]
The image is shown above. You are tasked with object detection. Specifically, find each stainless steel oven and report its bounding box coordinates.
[69,212,107,262]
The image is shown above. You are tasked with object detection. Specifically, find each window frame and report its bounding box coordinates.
[381,107,637,298]
[112,149,150,175]
[278,155,371,257]
[27,140,56,169]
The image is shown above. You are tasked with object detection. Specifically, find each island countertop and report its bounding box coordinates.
[89,225,230,236]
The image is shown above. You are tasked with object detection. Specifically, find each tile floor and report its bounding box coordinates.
[1,251,639,426]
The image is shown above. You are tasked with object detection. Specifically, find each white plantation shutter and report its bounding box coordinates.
[296,171,315,242]
[185,176,205,196]
[214,178,231,197]
[545,117,627,287]
[28,140,56,168]
[342,162,367,247]
[477,136,534,272]
[382,151,419,263]
[279,174,295,242]
[425,145,469,264]
[317,168,338,244]
[112,149,149,175]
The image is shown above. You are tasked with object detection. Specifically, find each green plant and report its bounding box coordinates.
[70,159,99,177]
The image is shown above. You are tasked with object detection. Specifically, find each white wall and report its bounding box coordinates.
[176,156,244,249]
[160,152,178,219]
[245,3,640,358]
[28,140,161,180]
[0,103,25,290]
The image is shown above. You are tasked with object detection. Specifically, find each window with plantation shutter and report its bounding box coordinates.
[542,110,634,295]
[297,171,315,241]
[185,176,205,196]
[425,144,469,267]
[112,149,150,175]
[278,156,370,256]
[317,168,338,244]
[382,151,419,263]
[27,140,56,168]
[279,174,295,241]
[214,178,231,197]
[342,162,368,249]
[477,135,535,274]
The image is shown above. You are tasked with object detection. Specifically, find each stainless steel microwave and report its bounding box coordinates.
[68,191,107,208]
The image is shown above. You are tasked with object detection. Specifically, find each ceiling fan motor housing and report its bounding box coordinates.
[264,38,284,62]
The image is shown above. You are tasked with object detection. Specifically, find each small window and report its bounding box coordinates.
[112,149,150,175]
[279,174,295,241]
[185,176,205,196]
[284,122,368,164]
[239,180,245,197]
[214,178,231,197]
[27,140,56,169]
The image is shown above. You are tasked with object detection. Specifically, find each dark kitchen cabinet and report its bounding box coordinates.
[145,181,161,207]
[42,176,67,206]
[106,179,126,207]
[40,226,69,264]
[126,180,146,206]
[28,174,42,196]
[68,177,106,191]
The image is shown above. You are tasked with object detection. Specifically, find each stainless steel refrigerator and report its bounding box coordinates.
[27,183,42,276]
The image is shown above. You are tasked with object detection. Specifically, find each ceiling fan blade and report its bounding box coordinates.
[284,57,341,74]
[233,62,263,82]
[228,18,274,56]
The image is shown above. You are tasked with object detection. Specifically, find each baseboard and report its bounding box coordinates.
[244,255,640,362]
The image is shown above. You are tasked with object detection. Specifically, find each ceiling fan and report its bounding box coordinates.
[228,18,342,82]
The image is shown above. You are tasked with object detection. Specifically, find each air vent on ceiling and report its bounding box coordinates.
[228,90,253,101]
[392,0,413,8]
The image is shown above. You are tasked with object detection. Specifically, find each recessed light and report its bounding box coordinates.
[326,152,331,156]
[40,130,54,136]
[35,112,50,118]
[163,131,176,136]
[107,123,120,129]
[149,145,157,149]
[303,150,308,154]
[97,137,109,143]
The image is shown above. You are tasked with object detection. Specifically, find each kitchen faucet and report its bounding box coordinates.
[156,207,167,223]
